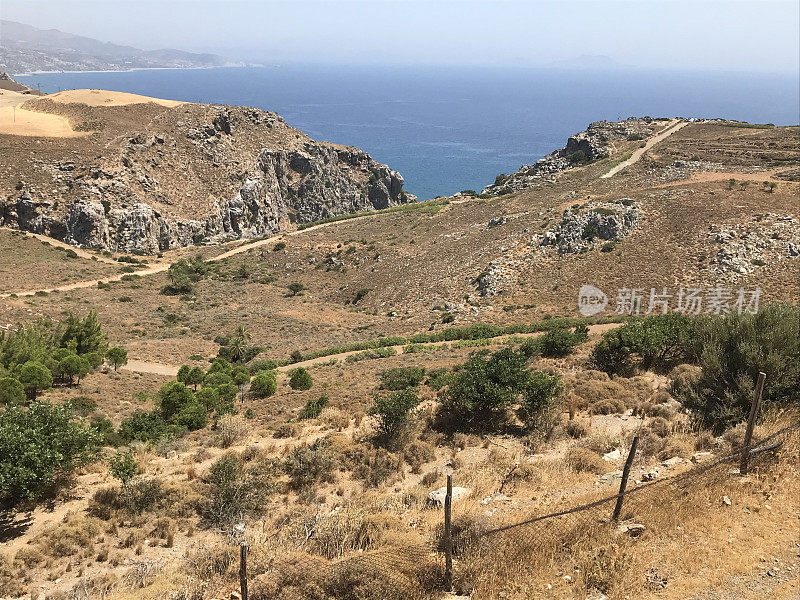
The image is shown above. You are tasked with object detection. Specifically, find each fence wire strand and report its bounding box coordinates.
[252,423,797,598]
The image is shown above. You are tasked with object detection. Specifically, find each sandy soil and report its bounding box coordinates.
[44,89,184,108]
[0,89,85,137]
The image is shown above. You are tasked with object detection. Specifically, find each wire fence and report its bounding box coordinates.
[240,422,797,599]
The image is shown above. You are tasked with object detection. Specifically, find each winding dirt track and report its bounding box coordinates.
[0,211,380,299]
[119,322,621,378]
[600,119,688,179]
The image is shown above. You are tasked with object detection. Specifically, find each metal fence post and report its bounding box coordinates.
[444,474,453,591]
[240,541,248,600]
[740,372,767,476]
[612,435,639,521]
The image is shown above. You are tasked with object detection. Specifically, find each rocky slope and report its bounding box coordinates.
[483,117,664,195]
[0,91,413,252]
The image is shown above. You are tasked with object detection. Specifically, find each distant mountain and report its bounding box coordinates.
[0,20,241,73]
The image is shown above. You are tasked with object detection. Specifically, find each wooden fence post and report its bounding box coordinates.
[444,474,453,591]
[240,542,248,600]
[740,372,767,476]
[612,435,639,521]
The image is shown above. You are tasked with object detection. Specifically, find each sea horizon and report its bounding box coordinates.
[16,64,800,200]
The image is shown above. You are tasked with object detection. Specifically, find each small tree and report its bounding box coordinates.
[287,282,305,296]
[186,366,205,391]
[371,389,420,440]
[59,354,91,384]
[250,371,277,398]
[109,450,138,490]
[177,365,191,385]
[289,367,313,391]
[17,361,53,401]
[380,367,426,391]
[0,402,99,508]
[157,381,195,421]
[231,366,251,397]
[0,377,25,406]
[105,347,128,372]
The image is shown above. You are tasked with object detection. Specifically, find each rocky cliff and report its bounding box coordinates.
[483,117,663,195]
[0,95,413,253]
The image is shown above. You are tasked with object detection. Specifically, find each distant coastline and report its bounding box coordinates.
[11,64,249,77]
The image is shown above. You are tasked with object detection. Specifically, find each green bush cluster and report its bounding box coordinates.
[379,367,426,390]
[440,347,563,430]
[592,306,799,433]
[160,256,209,296]
[591,313,695,376]
[283,316,624,365]
[672,304,800,433]
[0,401,99,508]
[0,313,110,404]
[121,358,249,443]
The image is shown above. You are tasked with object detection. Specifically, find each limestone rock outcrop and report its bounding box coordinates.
[483,117,662,195]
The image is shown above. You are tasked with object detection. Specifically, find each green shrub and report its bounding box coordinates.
[108,450,138,487]
[0,402,99,508]
[250,371,277,398]
[440,348,530,429]
[592,313,694,376]
[379,367,426,390]
[119,409,179,443]
[371,389,420,439]
[175,402,209,431]
[521,371,564,420]
[672,304,800,433]
[538,326,588,357]
[0,377,25,406]
[298,395,329,420]
[156,381,195,421]
[67,396,97,416]
[289,367,313,391]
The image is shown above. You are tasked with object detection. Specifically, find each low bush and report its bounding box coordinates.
[379,367,426,390]
[289,367,313,391]
[371,388,421,440]
[285,442,335,490]
[298,395,329,420]
[204,453,276,526]
[564,447,607,474]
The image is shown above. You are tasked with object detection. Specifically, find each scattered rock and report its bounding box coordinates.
[428,486,471,508]
[487,215,507,228]
[483,118,658,195]
[603,449,622,462]
[662,456,685,468]
[691,452,714,464]
[722,495,732,506]
[615,522,646,538]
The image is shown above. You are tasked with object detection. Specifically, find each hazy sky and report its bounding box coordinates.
[2,0,798,72]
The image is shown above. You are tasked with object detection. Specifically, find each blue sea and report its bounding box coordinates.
[16,65,799,200]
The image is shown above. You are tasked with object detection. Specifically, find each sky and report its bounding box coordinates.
[2,0,798,72]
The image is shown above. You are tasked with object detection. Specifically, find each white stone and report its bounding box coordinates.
[428,486,471,508]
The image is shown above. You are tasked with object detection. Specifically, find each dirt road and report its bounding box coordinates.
[120,322,620,378]
[600,119,688,179]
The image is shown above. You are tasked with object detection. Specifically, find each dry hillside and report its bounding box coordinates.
[0,94,798,600]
